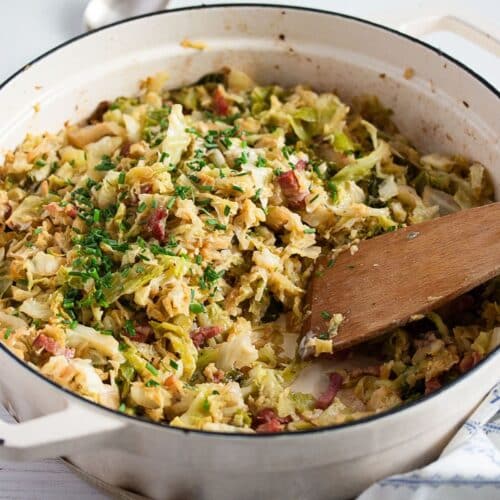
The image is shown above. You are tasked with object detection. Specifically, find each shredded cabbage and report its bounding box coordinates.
[0,68,496,433]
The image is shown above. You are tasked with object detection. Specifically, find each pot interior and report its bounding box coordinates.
[0,4,498,397]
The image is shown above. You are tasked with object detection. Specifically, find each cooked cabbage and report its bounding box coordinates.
[0,68,496,433]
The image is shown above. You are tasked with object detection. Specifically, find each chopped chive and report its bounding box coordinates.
[35,159,46,167]
[252,188,262,202]
[169,359,179,370]
[124,320,136,336]
[232,184,244,193]
[34,227,43,235]
[304,228,316,234]
[3,327,13,340]
[146,362,158,376]
[320,311,332,321]
[327,180,338,203]
[118,171,126,184]
[93,209,101,223]
[195,255,202,265]
[202,398,210,412]
[185,127,201,137]
[100,329,113,336]
[145,380,160,387]
[224,205,231,216]
[118,403,126,412]
[327,259,335,268]
[166,196,177,209]
[174,185,191,200]
[94,156,115,171]
[282,145,294,159]
[189,302,205,314]
[234,151,248,167]
[256,156,267,168]
[312,164,324,179]
[137,202,147,213]
[206,219,226,230]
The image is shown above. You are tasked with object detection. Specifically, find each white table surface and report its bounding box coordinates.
[0,1,499,498]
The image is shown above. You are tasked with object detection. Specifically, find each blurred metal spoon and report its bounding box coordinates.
[84,0,168,30]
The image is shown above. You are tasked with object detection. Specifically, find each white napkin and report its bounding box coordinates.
[358,382,500,499]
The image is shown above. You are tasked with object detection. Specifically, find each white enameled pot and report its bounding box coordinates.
[0,5,499,500]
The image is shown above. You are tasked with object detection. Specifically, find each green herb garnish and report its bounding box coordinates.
[146,362,158,376]
[94,155,115,171]
[189,302,205,314]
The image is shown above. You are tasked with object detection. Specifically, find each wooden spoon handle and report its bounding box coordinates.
[306,202,500,350]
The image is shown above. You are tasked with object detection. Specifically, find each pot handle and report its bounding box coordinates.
[373,0,499,59]
[0,400,126,461]
[397,15,500,58]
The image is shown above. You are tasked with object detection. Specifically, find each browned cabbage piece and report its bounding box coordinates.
[67,121,125,148]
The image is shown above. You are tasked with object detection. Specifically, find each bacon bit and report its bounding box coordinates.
[256,419,283,433]
[44,202,61,216]
[203,362,225,382]
[278,170,299,192]
[254,408,290,433]
[120,141,131,157]
[459,351,482,374]
[164,375,177,388]
[277,170,309,210]
[65,205,78,218]
[33,334,74,359]
[425,377,442,395]
[295,159,308,171]
[88,100,110,124]
[213,87,229,116]
[131,324,152,343]
[191,326,222,348]
[316,372,343,410]
[212,370,224,383]
[148,207,168,242]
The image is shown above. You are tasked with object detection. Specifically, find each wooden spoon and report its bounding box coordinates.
[303,202,500,352]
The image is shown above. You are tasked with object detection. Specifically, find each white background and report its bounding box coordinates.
[0,1,499,498]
